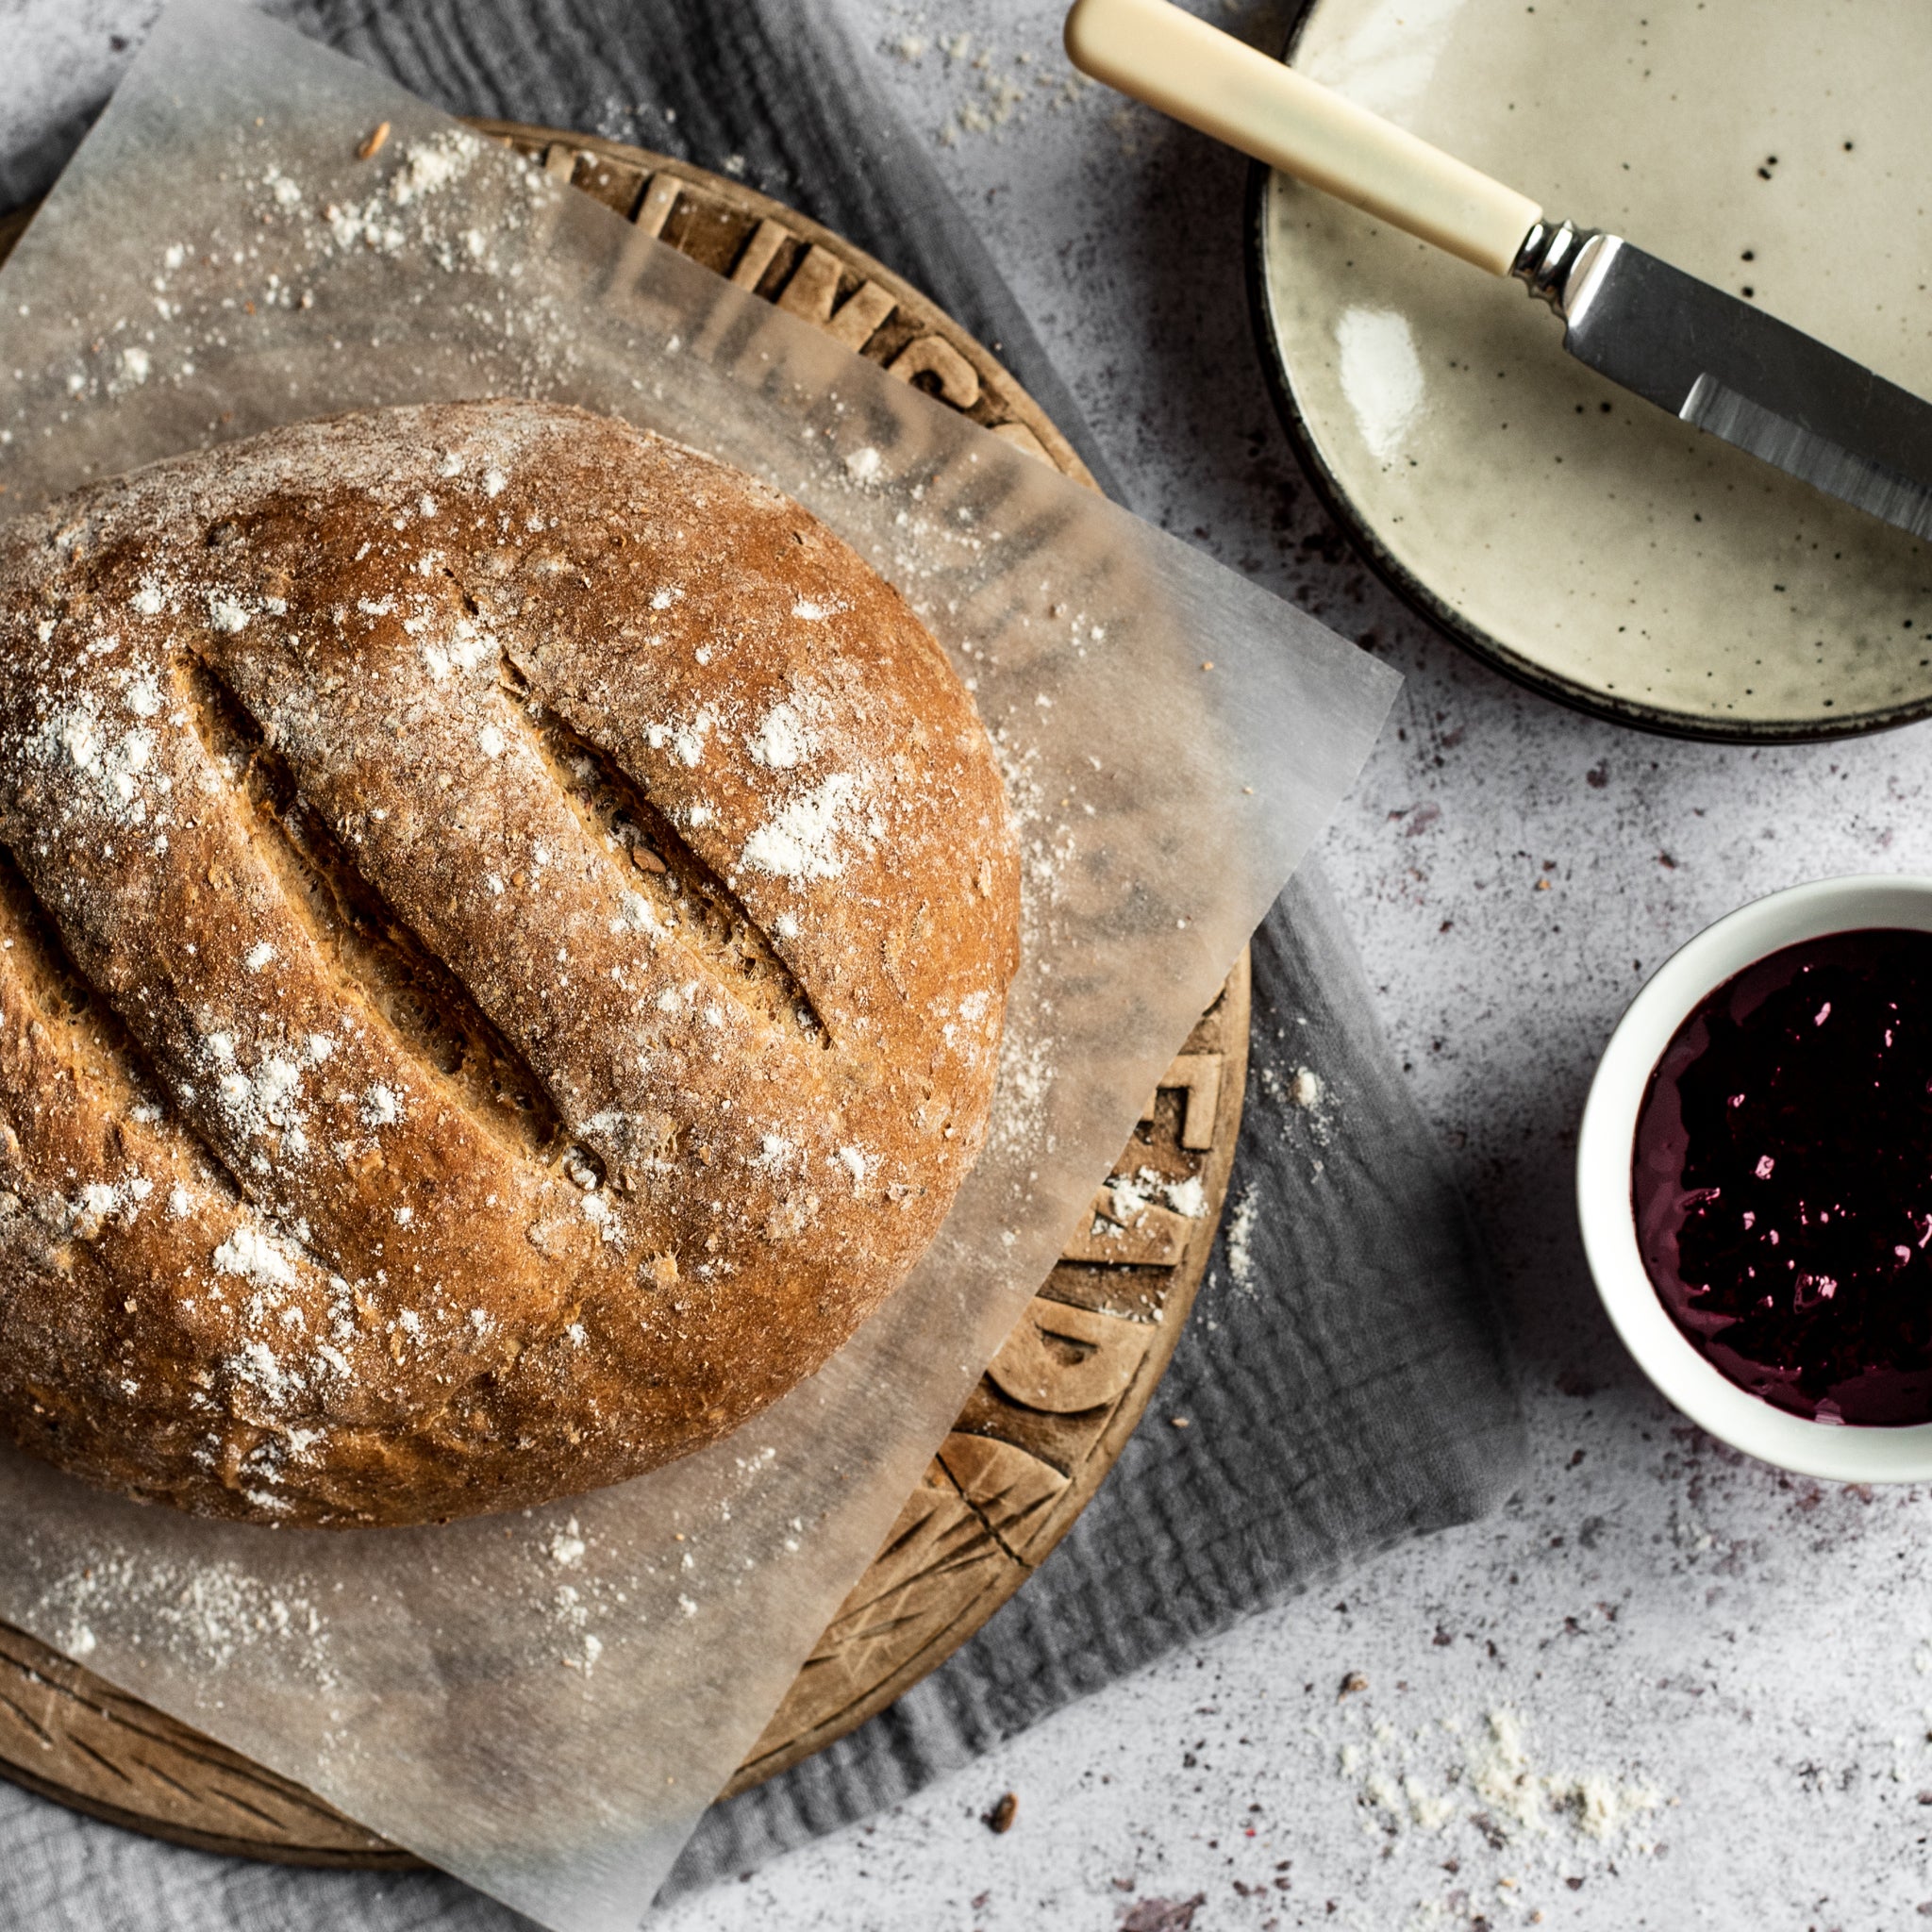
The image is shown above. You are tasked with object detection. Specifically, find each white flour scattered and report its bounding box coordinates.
[746,701,816,771]
[918,33,1094,147]
[985,1031,1054,1166]
[1470,1707,1666,1843]
[842,443,883,485]
[31,1552,334,1680]
[211,1225,300,1290]
[324,129,481,253]
[1341,1701,1667,1858]
[1100,1169,1154,1224]
[550,1581,602,1675]
[40,697,158,824]
[1224,1186,1259,1290]
[205,1040,313,1147]
[1162,1173,1207,1218]
[1262,1051,1337,1167]
[1098,1164,1209,1230]
[389,133,473,207]
[741,772,864,882]
[643,708,711,768]
[207,593,252,634]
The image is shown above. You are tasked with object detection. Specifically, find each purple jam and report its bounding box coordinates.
[1632,927,1932,1426]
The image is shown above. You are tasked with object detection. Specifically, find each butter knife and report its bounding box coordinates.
[1065,0,1932,541]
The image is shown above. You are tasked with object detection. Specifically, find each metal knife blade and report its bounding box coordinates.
[1540,230,1932,541]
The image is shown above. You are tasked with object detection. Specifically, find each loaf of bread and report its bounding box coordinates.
[0,399,1019,1528]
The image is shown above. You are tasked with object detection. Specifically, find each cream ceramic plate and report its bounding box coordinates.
[1250,0,1932,739]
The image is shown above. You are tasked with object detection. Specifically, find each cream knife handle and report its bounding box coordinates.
[1064,0,1542,275]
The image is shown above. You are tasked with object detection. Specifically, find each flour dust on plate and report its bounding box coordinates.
[1251,0,1932,738]
[1633,928,1932,1424]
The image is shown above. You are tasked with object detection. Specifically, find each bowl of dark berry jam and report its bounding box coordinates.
[1578,876,1932,1480]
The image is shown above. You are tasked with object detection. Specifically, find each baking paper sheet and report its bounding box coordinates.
[0,5,1397,1924]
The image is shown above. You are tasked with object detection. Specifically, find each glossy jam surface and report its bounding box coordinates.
[1633,927,1932,1426]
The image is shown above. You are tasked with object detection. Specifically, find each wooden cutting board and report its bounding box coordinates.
[0,124,1250,1866]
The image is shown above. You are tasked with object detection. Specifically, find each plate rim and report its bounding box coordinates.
[1241,4,1932,747]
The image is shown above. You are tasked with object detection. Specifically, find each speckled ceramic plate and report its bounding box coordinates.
[1248,0,1932,740]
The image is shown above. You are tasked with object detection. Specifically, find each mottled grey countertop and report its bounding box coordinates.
[10,3,1932,1928]
[662,8,1932,1929]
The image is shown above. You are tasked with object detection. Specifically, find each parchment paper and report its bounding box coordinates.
[0,4,1397,1925]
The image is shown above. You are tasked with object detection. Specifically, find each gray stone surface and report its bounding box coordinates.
[10,2,1932,1926]
[647,7,1932,1928]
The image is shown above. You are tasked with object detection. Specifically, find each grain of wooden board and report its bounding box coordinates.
[0,125,1252,1867]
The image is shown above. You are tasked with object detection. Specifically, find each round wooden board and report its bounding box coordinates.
[0,125,1251,1867]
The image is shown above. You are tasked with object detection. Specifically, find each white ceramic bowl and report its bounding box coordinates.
[1577,874,1932,1481]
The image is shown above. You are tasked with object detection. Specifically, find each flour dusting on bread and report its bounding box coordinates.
[0,398,1019,1527]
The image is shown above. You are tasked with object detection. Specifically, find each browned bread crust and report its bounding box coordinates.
[0,399,1019,1528]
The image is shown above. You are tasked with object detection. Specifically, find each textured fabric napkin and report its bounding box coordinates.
[0,0,1524,1916]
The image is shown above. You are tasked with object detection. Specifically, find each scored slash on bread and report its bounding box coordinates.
[0,399,1020,1528]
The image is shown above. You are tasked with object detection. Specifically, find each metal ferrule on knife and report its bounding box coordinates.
[1509,220,1617,322]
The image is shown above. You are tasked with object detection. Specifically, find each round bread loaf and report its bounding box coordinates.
[0,398,1019,1528]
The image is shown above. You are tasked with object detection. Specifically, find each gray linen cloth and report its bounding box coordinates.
[0,0,1524,1920]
